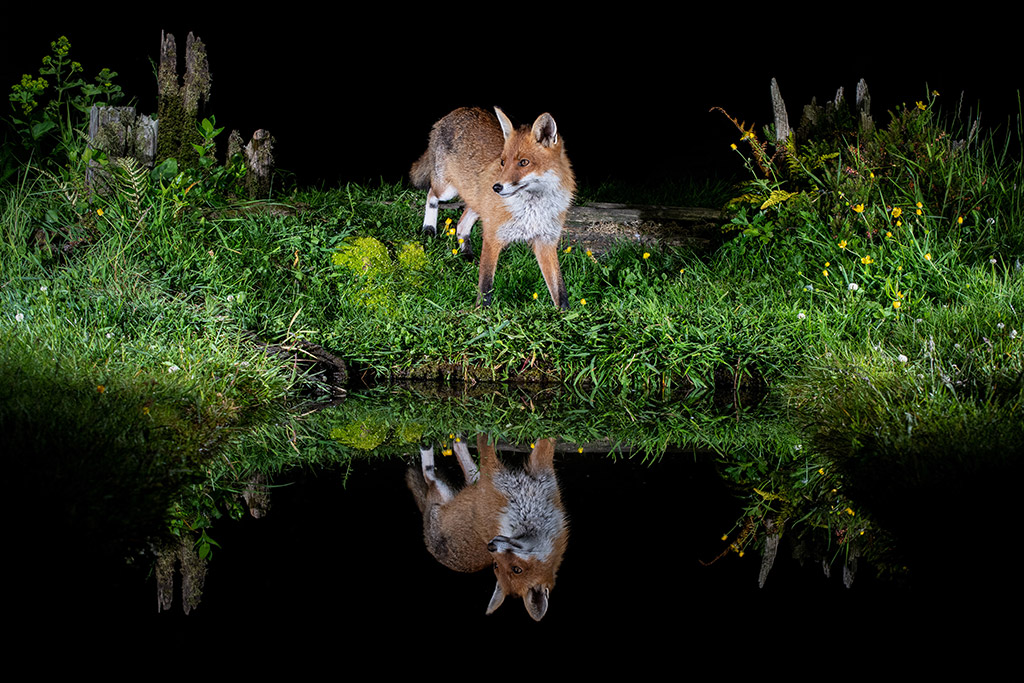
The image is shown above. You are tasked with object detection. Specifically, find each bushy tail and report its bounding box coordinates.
[409,150,433,190]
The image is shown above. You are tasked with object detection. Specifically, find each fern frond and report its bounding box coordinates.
[760,190,798,210]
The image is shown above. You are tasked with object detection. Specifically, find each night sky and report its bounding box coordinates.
[3,14,1018,189]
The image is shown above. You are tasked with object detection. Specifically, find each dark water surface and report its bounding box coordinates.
[18,443,1016,665]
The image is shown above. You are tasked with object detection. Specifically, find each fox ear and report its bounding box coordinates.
[524,585,549,621]
[532,113,558,147]
[494,107,514,140]
[486,581,506,615]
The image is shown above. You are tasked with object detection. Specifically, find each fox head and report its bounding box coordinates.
[491,107,570,200]
[485,534,557,621]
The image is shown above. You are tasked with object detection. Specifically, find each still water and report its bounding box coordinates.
[14,386,1017,663]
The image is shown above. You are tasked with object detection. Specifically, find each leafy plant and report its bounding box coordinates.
[4,36,123,176]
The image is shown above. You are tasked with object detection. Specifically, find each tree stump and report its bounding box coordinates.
[86,105,158,196]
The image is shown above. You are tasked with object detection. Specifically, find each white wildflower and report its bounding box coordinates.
[898,354,908,363]
[15,312,24,323]
[168,364,180,373]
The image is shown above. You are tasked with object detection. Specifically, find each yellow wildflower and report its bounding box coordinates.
[916,202,923,209]
[96,385,105,394]
[580,298,587,306]
[916,101,926,110]
[730,143,738,150]
[853,204,864,213]
[823,269,829,277]
[532,292,538,300]
[839,240,847,249]
[861,255,874,265]
[891,207,902,219]
[643,252,650,259]
[564,245,572,253]
[916,208,922,216]
[893,300,901,309]
[97,208,104,216]
[957,216,964,225]
[925,253,932,260]
[846,507,856,516]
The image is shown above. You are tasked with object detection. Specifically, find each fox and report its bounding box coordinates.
[410,106,576,308]
[405,434,569,621]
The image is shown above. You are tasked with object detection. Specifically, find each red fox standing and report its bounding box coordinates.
[410,107,576,308]
[406,435,569,621]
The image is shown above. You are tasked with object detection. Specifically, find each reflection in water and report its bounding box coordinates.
[406,434,568,621]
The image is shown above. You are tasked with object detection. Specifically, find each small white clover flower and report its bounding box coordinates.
[40,285,47,293]
[898,354,908,363]
[997,322,1005,330]
[106,332,114,339]
[15,312,24,322]
[168,364,180,373]
[798,312,806,320]
[991,258,997,264]
[848,282,859,291]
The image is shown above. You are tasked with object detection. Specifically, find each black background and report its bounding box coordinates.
[3,13,1018,190]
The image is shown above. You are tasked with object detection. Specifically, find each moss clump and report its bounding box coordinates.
[329,420,389,450]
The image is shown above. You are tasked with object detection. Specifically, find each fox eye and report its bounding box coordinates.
[500,158,505,167]
[512,566,523,574]
[492,562,498,570]
[519,159,530,167]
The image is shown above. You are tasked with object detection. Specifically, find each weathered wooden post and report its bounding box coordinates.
[156,31,211,169]
[86,106,158,195]
[771,77,791,146]
[228,127,276,199]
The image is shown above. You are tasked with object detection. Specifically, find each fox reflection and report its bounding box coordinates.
[406,435,568,621]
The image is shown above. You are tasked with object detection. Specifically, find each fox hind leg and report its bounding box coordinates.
[422,182,458,237]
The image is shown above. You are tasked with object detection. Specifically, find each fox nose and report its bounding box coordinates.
[492,183,502,194]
